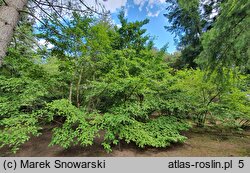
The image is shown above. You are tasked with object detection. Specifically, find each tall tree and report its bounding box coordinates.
[114,10,152,52]
[0,0,28,67]
[164,0,224,68]
[164,0,202,68]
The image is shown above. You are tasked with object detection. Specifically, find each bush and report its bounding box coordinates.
[0,76,46,152]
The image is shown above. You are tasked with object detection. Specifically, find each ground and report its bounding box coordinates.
[1,127,250,157]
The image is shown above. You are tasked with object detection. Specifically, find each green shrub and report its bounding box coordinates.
[96,113,190,152]
[0,76,46,153]
[45,99,99,148]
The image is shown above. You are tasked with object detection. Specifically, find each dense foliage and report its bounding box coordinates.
[198,0,250,75]
[164,0,249,73]
[0,2,249,154]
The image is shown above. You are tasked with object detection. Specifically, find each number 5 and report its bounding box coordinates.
[238,160,244,168]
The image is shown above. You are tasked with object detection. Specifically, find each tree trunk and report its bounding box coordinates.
[0,0,28,67]
[68,82,73,102]
[76,68,83,108]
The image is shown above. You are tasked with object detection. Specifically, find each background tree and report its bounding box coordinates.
[113,10,152,52]
[164,0,224,68]
[164,0,202,68]
[197,0,250,77]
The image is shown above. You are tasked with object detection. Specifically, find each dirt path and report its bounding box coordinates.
[2,128,250,157]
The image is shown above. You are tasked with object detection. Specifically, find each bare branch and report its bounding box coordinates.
[30,0,67,30]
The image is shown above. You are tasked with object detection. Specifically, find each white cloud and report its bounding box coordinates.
[148,0,165,5]
[38,39,54,49]
[133,0,146,11]
[102,0,127,13]
[210,9,219,19]
[111,19,122,28]
[85,0,127,13]
[133,0,166,17]
[147,9,162,17]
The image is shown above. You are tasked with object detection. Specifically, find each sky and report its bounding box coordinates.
[94,0,176,53]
